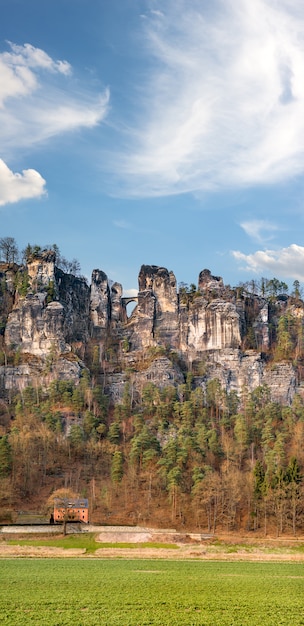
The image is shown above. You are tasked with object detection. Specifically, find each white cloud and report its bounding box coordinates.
[0,158,46,206]
[112,0,304,197]
[240,219,280,243]
[0,42,109,155]
[0,42,71,107]
[232,244,304,280]
[123,288,138,297]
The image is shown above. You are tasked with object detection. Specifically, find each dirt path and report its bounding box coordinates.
[1,525,304,561]
[1,543,304,561]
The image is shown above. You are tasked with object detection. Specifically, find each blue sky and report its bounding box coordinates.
[1,0,304,295]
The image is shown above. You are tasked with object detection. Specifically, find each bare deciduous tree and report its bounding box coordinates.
[0,237,18,264]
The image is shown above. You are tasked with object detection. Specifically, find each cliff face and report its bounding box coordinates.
[125,266,242,355]
[127,265,179,350]
[1,253,88,390]
[4,252,90,356]
[0,256,299,404]
[90,269,110,336]
[5,295,67,355]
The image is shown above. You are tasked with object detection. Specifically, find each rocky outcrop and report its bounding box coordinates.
[263,362,297,405]
[2,253,89,387]
[128,266,240,355]
[253,302,270,350]
[110,282,125,324]
[104,356,184,404]
[192,349,296,403]
[126,265,179,351]
[4,293,67,356]
[198,268,224,295]
[90,269,110,336]
[186,298,241,353]
[4,257,89,356]
[0,256,299,404]
[27,250,56,292]
[0,358,85,393]
[55,269,90,344]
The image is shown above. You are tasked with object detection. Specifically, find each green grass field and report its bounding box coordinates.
[7,533,179,552]
[0,559,303,625]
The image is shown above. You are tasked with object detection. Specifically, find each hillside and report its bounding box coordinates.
[1,242,304,534]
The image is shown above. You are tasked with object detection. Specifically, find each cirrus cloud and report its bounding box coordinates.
[0,41,109,155]
[239,220,280,243]
[111,0,304,197]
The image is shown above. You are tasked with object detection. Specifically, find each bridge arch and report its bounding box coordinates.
[122,296,138,319]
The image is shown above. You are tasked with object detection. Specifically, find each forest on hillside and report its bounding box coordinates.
[1,373,304,535]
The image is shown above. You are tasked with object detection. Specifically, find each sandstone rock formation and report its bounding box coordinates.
[0,254,300,405]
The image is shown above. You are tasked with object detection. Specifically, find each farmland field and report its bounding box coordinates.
[0,559,303,625]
